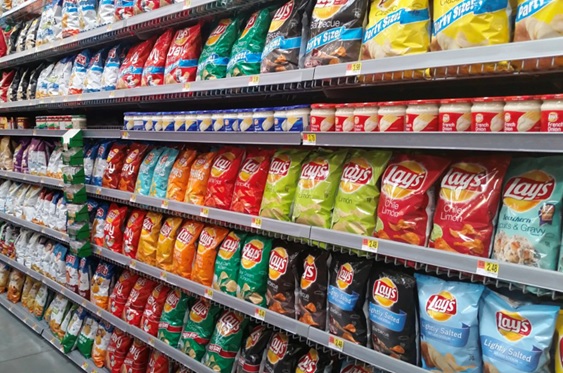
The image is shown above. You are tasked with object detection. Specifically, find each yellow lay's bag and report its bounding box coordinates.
[136,212,164,266]
[156,217,183,272]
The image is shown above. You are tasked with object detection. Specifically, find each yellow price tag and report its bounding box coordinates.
[109,91,116,98]
[106,24,113,32]
[95,187,102,195]
[160,200,169,209]
[251,217,262,229]
[183,82,191,92]
[129,259,137,269]
[254,307,266,321]
[159,271,168,281]
[183,0,191,8]
[200,207,209,218]
[248,75,260,86]
[346,62,362,76]
[302,133,316,146]
[130,194,137,203]
[328,335,344,351]
[93,246,102,255]
[361,238,379,253]
[32,129,37,136]
[81,362,89,370]
[122,131,130,139]
[204,288,213,300]
[476,260,499,278]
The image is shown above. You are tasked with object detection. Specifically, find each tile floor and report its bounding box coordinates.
[0,306,81,372]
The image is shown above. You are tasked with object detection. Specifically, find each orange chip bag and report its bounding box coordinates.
[166,148,197,202]
[92,320,113,368]
[118,143,151,192]
[102,143,128,189]
[230,148,275,215]
[205,147,245,210]
[122,209,147,259]
[140,284,170,336]
[173,220,204,278]
[192,225,229,286]
[156,217,183,272]
[103,203,128,253]
[185,151,216,206]
[136,212,164,266]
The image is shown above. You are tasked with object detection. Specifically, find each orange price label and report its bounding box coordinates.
[251,217,262,229]
[329,335,344,351]
[204,288,213,300]
[254,307,266,321]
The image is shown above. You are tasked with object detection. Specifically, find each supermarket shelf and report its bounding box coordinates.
[122,130,303,145]
[0,170,64,188]
[0,293,44,334]
[0,211,69,243]
[83,129,123,139]
[301,132,563,153]
[0,129,66,137]
[0,0,42,22]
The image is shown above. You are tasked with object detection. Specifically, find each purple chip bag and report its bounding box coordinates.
[13,138,31,173]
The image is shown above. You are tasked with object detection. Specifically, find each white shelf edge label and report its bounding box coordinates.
[476,260,499,278]
[361,238,378,252]
[251,217,262,229]
[328,335,344,351]
[302,133,316,146]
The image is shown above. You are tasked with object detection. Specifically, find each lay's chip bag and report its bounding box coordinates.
[158,289,191,347]
[149,147,180,198]
[178,298,221,360]
[205,147,245,210]
[292,149,348,228]
[212,230,247,296]
[156,217,183,272]
[191,225,229,286]
[202,311,249,373]
[331,150,391,236]
[185,151,216,206]
[136,212,164,266]
[166,148,197,202]
[416,274,484,373]
[267,243,301,318]
[173,220,204,278]
[479,288,559,373]
[135,147,165,195]
[237,235,273,307]
[197,17,242,80]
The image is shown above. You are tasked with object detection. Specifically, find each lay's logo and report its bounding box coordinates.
[177,228,193,245]
[373,278,398,308]
[440,163,488,203]
[269,248,288,280]
[199,230,215,248]
[125,149,140,163]
[301,255,317,289]
[503,170,555,212]
[143,217,155,231]
[269,1,294,32]
[206,20,230,46]
[340,159,373,193]
[496,311,532,341]
[336,263,354,290]
[382,161,427,199]
[190,300,209,322]
[211,154,234,177]
[301,161,329,181]
[246,327,263,349]
[267,333,288,364]
[426,292,457,321]
[341,365,371,373]
[268,156,291,184]
[313,0,350,20]
[239,158,261,182]
[296,350,319,373]
[218,234,239,260]
[218,312,243,336]
[241,13,258,39]
[241,241,263,269]
[144,152,156,165]
[160,222,173,237]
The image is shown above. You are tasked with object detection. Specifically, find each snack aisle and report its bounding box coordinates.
[0,0,563,372]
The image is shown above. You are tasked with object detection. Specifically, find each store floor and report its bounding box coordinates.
[0,306,81,372]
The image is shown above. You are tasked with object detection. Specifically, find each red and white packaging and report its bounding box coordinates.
[121,339,150,373]
[102,143,128,189]
[106,329,133,373]
[123,277,157,327]
[103,204,128,253]
[164,24,202,85]
[503,95,541,132]
[405,100,439,132]
[353,102,379,132]
[141,29,174,87]
[310,103,335,132]
[122,209,147,258]
[140,284,170,336]
[334,104,354,132]
[471,97,504,132]
[378,101,406,132]
[439,98,472,132]
[117,37,157,90]
[541,94,563,132]
[204,147,245,210]
[109,271,139,318]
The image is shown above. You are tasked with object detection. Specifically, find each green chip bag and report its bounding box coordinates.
[260,149,309,221]
[292,149,348,228]
[202,311,248,373]
[76,316,99,358]
[237,235,272,307]
[331,150,392,235]
[158,289,190,347]
[212,230,247,295]
[197,17,242,80]
[61,306,87,353]
[227,9,272,77]
[178,299,222,360]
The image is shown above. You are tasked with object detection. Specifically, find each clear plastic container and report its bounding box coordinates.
[541,94,563,132]
[335,104,355,132]
[378,102,406,132]
[160,112,175,131]
[197,111,213,132]
[212,111,225,132]
[143,113,155,131]
[406,100,439,132]
[354,102,378,132]
[274,107,287,132]
[174,112,186,131]
[185,111,198,131]
[284,105,310,132]
[223,110,239,132]
[472,97,504,132]
[503,96,541,132]
[310,103,336,132]
[439,99,472,132]
[253,108,275,132]
[239,109,255,132]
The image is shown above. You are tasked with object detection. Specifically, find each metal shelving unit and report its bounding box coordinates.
[0,170,64,188]
[0,293,44,334]
[122,130,304,145]
[0,211,69,243]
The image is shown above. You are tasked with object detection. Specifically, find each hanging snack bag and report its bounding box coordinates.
[192,225,229,286]
[61,307,87,353]
[204,147,245,209]
[102,142,128,189]
[166,148,197,201]
[80,0,98,31]
[78,257,92,299]
[92,141,113,186]
[146,350,170,373]
[227,9,272,77]
[7,269,24,302]
[121,338,150,373]
[230,148,274,215]
[106,328,133,372]
[164,24,202,84]
[331,150,391,235]
[46,294,69,333]
[295,348,333,373]
[178,298,222,360]
[156,216,183,271]
[115,0,134,20]
[65,253,80,293]
[236,325,272,373]
[368,266,417,364]
[84,143,99,184]
[84,48,108,93]
[237,235,273,307]
[416,273,484,373]
[429,155,511,257]
[304,0,368,67]
[263,331,307,373]
[62,0,81,38]
[91,202,109,246]
[134,0,172,14]
[0,263,9,293]
[123,209,147,258]
[33,284,50,320]
[212,230,247,295]
[77,316,99,358]
[136,212,164,266]
[292,149,348,228]
[142,29,174,86]
[173,220,204,278]
[103,203,128,253]
[185,151,216,206]
[118,142,152,192]
[97,0,114,25]
[135,147,165,195]
[492,156,563,271]
[197,17,242,80]
[140,283,171,336]
[68,49,92,95]
[92,320,114,368]
[376,154,450,246]
[202,311,249,373]
[123,276,157,326]
[297,248,329,329]
[117,37,157,89]
[158,289,191,346]
[109,270,139,317]
[91,262,116,310]
[267,243,301,318]
[102,44,126,91]
[149,147,180,198]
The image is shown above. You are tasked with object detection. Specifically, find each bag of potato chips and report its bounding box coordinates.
[118,142,151,192]
[92,320,113,368]
[137,212,164,266]
[77,316,99,358]
[140,284,170,336]
[146,350,170,373]
[149,147,180,198]
[166,148,197,201]
[173,220,205,279]
[212,230,247,295]
[109,270,139,318]
[192,225,229,286]
[556,310,563,373]
[202,311,248,373]
[123,209,147,258]
[197,18,243,80]
[185,151,217,206]
[237,235,273,307]
[297,248,329,329]
[178,298,221,360]
[103,203,128,253]
[267,243,301,318]
[331,150,391,235]
[292,149,348,228]
[124,277,157,327]
[135,147,165,195]
[106,328,133,372]
[156,217,183,272]
[90,261,115,310]
[205,147,246,210]
[158,289,191,346]
[236,325,272,373]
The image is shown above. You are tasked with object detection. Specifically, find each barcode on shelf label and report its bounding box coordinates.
[248,75,260,86]
[361,238,379,252]
[254,307,266,321]
[251,217,262,229]
[200,207,209,218]
[160,200,169,209]
[346,62,362,76]
[204,288,213,299]
[328,335,344,351]
[476,260,499,278]
[302,133,316,145]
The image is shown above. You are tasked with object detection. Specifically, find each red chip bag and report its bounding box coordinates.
[117,37,157,90]
[164,24,203,84]
[376,154,451,247]
[140,284,170,336]
[103,203,128,253]
[123,277,157,327]
[141,29,174,87]
[106,328,133,373]
[118,143,151,192]
[428,155,511,257]
[121,338,150,373]
[123,209,147,258]
[109,270,139,317]
[230,148,275,215]
[0,70,15,102]
[134,0,172,15]
[146,350,170,373]
[204,147,246,209]
[102,143,129,189]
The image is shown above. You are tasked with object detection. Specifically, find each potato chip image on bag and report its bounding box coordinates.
[416,274,484,373]
[331,150,391,235]
[192,225,229,286]
[237,235,273,307]
[106,328,133,372]
[185,151,217,206]
[197,18,243,80]
[260,148,309,221]
[376,154,450,247]
[297,248,329,329]
[178,298,221,360]
[202,311,249,373]
[292,149,348,228]
[479,288,559,373]
[156,217,183,272]
[92,320,113,368]
[136,212,164,266]
[158,289,190,347]
[212,230,247,295]
[90,261,116,310]
[205,147,246,210]
[77,316,99,358]
[236,325,272,373]
[173,220,204,278]
[166,148,197,202]
[267,243,301,318]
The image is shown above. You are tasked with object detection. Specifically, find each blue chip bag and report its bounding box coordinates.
[91,201,109,246]
[84,48,108,93]
[65,253,80,293]
[416,274,484,373]
[92,141,113,186]
[69,49,92,95]
[135,147,166,195]
[101,44,127,91]
[149,147,179,198]
[479,288,559,373]
[86,199,99,222]
[78,256,93,299]
[84,143,100,184]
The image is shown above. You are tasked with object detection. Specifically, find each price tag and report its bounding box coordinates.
[147,337,155,347]
[93,246,102,255]
[160,200,169,209]
[328,335,345,352]
[95,187,102,195]
[204,288,213,300]
[129,259,137,269]
[106,24,113,32]
[81,299,87,307]
[476,260,499,278]
[251,217,262,229]
[183,0,191,8]
[345,62,362,76]
[254,307,266,321]
[109,91,116,98]
[122,131,130,139]
[361,238,379,253]
[81,362,89,370]
[130,194,137,203]
[200,207,209,218]
[32,129,37,136]
[302,133,316,146]
[159,271,168,282]
[248,75,260,86]
[183,83,191,92]
[96,308,102,317]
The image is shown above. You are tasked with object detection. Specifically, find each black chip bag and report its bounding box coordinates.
[368,266,417,364]
[328,253,371,346]
[16,67,30,101]
[267,242,301,318]
[263,332,306,373]
[236,325,272,373]
[297,248,329,330]
[304,0,368,68]
[295,347,334,373]
[7,68,22,102]
[27,63,45,100]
